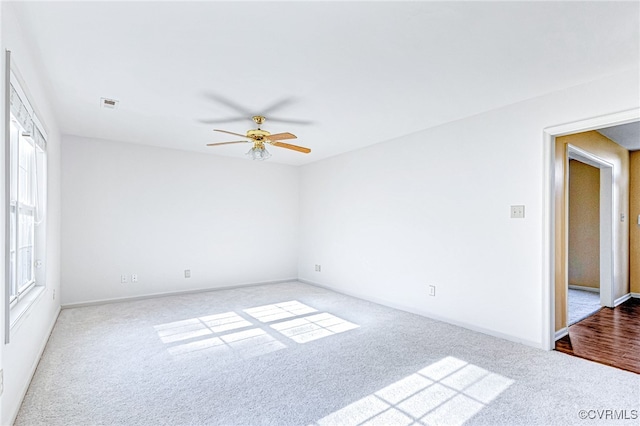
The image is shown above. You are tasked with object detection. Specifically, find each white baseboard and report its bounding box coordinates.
[299,278,542,349]
[555,327,569,341]
[568,284,599,293]
[631,293,640,299]
[614,293,632,307]
[61,278,298,309]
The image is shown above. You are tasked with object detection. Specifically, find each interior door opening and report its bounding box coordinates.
[567,159,602,325]
[543,108,639,351]
[567,145,614,312]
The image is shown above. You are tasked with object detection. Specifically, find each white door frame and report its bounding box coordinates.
[542,108,639,351]
[566,145,614,309]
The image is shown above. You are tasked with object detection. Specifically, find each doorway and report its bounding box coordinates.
[558,143,615,336]
[566,153,612,325]
[542,108,639,350]
[567,145,614,307]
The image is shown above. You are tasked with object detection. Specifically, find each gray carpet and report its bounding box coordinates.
[15,281,639,426]
[568,288,602,326]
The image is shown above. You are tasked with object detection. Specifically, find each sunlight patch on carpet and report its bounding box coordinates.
[154,318,213,344]
[200,311,253,333]
[154,312,253,344]
[313,356,514,426]
[155,310,286,359]
[271,313,359,343]
[155,300,360,360]
[164,327,286,359]
[243,300,318,323]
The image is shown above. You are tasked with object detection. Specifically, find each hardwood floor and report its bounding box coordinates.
[555,297,640,374]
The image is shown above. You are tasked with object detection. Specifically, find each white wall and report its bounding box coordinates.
[0,6,4,423]
[61,136,299,305]
[1,3,62,424]
[298,68,640,348]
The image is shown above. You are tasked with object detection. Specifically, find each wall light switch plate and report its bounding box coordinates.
[184,269,191,278]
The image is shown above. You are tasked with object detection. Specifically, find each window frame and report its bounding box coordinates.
[5,52,49,342]
[9,121,38,309]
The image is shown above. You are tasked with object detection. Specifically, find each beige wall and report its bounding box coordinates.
[568,160,600,288]
[631,151,640,294]
[555,131,629,331]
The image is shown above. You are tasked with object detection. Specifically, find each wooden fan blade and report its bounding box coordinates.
[266,132,297,141]
[206,141,249,147]
[214,129,250,139]
[272,141,311,154]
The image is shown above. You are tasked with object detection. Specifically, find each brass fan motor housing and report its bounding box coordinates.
[246,129,271,142]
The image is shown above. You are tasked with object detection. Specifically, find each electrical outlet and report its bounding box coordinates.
[315,264,322,272]
[131,274,138,283]
[429,285,436,296]
[120,274,128,283]
[510,205,525,219]
[52,289,55,300]
[184,269,191,278]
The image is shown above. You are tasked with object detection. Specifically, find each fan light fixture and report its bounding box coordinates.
[246,145,271,161]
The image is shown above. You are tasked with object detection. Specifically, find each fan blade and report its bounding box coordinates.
[214,129,250,139]
[266,132,297,141]
[272,141,311,154]
[262,97,297,115]
[198,117,247,125]
[203,93,252,115]
[201,92,313,125]
[206,141,249,147]
[201,116,312,126]
[264,117,315,125]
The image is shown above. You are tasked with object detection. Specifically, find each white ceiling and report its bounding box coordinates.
[10,1,640,165]
[597,121,640,152]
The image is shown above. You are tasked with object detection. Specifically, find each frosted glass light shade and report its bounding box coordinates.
[246,146,271,161]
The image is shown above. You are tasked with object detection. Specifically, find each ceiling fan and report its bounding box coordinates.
[207,115,311,160]
[198,93,314,126]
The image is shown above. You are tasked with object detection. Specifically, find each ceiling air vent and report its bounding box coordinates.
[100,97,119,109]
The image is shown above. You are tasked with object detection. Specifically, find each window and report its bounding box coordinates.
[6,66,48,325]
